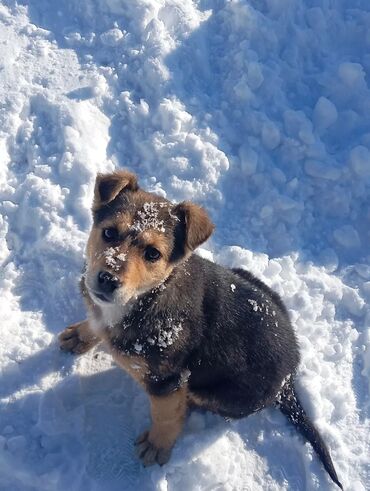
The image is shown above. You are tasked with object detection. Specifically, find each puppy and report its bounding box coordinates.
[59,170,342,489]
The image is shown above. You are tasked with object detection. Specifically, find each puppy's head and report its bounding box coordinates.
[84,170,214,307]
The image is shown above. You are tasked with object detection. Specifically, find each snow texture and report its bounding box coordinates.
[131,202,167,233]
[0,1,369,490]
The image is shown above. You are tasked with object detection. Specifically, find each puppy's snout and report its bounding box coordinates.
[97,271,120,294]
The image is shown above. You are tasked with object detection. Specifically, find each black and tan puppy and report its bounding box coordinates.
[59,170,342,489]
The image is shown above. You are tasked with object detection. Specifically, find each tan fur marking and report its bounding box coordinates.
[59,320,101,354]
[100,214,132,233]
[120,242,174,295]
[85,214,131,269]
[139,230,170,251]
[187,391,207,408]
[149,233,172,258]
[147,386,188,450]
[187,391,219,413]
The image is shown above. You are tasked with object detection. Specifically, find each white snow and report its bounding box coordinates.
[155,319,183,350]
[1,1,369,490]
[101,247,127,272]
[350,145,370,178]
[313,97,338,134]
[131,201,167,233]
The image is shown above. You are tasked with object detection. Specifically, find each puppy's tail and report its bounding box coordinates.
[276,375,343,490]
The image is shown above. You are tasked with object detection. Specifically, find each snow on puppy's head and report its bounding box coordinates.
[84,170,214,306]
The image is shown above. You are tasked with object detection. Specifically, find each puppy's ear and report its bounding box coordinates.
[173,201,214,254]
[93,170,138,208]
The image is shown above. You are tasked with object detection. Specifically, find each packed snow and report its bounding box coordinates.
[0,1,369,490]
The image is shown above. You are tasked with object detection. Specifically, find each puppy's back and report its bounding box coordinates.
[186,255,300,408]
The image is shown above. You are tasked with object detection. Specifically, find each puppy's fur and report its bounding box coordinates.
[59,171,342,488]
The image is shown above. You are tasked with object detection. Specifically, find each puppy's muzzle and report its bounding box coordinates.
[93,270,120,302]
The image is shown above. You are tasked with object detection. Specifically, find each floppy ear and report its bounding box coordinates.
[93,170,138,208]
[172,201,214,253]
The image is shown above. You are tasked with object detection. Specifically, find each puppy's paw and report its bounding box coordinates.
[59,321,98,355]
[135,431,172,467]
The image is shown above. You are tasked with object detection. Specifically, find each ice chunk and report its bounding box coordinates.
[338,62,366,88]
[313,97,338,132]
[261,121,281,150]
[342,287,365,316]
[247,62,264,90]
[100,28,124,46]
[7,435,27,453]
[304,160,341,180]
[239,145,258,175]
[264,260,282,278]
[333,225,361,248]
[318,248,339,273]
[350,146,370,178]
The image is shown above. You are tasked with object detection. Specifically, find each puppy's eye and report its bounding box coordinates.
[144,246,161,262]
[102,227,119,242]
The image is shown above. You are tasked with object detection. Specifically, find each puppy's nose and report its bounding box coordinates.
[97,271,120,294]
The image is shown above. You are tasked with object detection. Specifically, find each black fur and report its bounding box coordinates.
[93,190,132,224]
[107,253,341,488]
[277,376,343,490]
[113,255,299,403]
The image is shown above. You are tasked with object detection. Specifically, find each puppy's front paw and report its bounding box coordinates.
[59,321,98,355]
[135,431,172,467]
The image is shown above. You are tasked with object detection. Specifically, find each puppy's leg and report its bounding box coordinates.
[59,320,100,354]
[135,386,187,466]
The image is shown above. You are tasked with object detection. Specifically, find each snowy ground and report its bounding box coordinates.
[0,1,369,490]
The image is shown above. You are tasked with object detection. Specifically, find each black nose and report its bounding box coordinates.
[97,271,120,294]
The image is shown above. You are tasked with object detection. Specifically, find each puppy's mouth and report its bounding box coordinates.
[85,282,115,304]
[91,291,111,303]
[85,271,136,307]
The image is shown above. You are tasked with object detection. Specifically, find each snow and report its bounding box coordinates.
[131,202,167,233]
[350,145,370,178]
[0,0,369,490]
[102,247,127,272]
[313,97,338,135]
